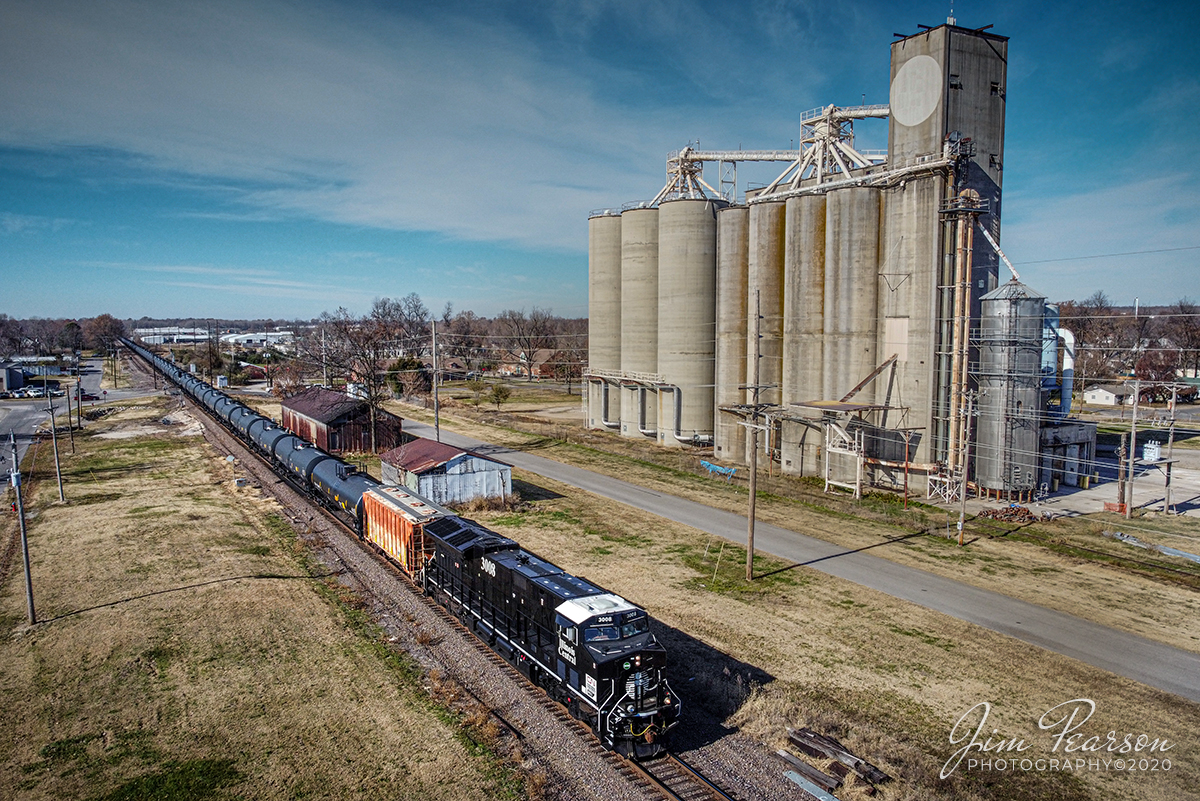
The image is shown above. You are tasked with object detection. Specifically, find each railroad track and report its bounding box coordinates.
[633,753,740,801]
[126,348,749,801]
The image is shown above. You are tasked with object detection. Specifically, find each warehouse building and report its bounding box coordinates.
[380,437,511,506]
[281,386,404,453]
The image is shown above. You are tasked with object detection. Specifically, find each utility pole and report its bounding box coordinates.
[957,391,975,546]
[746,291,761,581]
[432,320,441,443]
[321,328,329,387]
[65,382,75,453]
[1164,385,1178,513]
[1125,379,1140,519]
[1116,432,1127,511]
[9,432,36,625]
[47,399,64,502]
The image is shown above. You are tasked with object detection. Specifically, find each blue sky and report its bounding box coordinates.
[2,0,1197,321]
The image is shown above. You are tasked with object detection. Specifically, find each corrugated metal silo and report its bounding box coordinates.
[619,206,659,438]
[587,212,622,430]
[823,188,881,403]
[975,279,1044,493]
[779,194,827,474]
[657,198,722,448]
[714,205,749,462]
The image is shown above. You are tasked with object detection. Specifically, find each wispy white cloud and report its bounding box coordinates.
[0,212,73,234]
[0,0,863,253]
[1003,173,1200,304]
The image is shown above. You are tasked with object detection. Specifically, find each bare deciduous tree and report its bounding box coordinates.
[323,300,406,452]
[1164,297,1200,378]
[497,307,556,381]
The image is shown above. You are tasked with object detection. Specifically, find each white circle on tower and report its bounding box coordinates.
[890,55,942,127]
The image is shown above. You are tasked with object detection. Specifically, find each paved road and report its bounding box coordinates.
[404,420,1200,704]
[1,358,154,472]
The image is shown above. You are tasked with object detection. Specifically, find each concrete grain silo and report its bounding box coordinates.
[657,198,722,447]
[822,188,881,403]
[586,211,622,430]
[714,205,749,462]
[619,206,659,438]
[778,194,826,474]
[875,177,943,469]
[746,199,786,459]
[975,280,1044,494]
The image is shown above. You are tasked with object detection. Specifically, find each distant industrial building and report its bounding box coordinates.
[219,331,295,348]
[134,327,209,345]
[586,21,1095,501]
[380,438,511,506]
[281,386,404,453]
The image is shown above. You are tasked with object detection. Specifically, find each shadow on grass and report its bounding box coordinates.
[38,571,339,624]
[510,476,563,502]
[754,529,934,580]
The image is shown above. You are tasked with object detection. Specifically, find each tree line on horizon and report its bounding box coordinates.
[1057,294,1200,401]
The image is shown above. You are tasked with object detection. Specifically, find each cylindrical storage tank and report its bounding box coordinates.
[587,211,622,430]
[823,188,881,403]
[747,200,786,407]
[975,280,1045,493]
[619,206,659,438]
[877,175,943,468]
[657,198,722,448]
[746,199,785,462]
[714,205,749,463]
[779,194,827,475]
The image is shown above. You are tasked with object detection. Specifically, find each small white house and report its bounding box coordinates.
[1082,384,1132,406]
[380,437,511,506]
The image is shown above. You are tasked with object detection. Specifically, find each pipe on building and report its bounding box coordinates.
[637,387,657,436]
[596,380,620,429]
[661,385,714,446]
[1058,329,1075,419]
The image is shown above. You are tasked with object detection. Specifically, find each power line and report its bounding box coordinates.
[1015,245,1200,266]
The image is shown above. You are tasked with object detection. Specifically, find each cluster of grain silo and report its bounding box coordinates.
[586,198,727,449]
[587,22,1099,499]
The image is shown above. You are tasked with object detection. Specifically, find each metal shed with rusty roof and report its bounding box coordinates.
[379,436,511,506]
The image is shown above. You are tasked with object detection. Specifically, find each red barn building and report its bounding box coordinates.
[281,386,404,453]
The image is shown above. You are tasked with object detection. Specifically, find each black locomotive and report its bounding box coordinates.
[122,338,679,757]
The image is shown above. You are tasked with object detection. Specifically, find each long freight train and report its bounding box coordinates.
[121,338,678,758]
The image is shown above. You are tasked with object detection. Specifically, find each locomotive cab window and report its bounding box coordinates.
[621,618,649,639]
[584,626,620,643]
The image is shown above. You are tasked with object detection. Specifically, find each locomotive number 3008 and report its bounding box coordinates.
[481,557,497,577]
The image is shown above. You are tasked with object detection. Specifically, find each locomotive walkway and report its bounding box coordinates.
[404,420,1200,705]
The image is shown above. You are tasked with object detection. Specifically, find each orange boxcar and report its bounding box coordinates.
[361,485,448,577]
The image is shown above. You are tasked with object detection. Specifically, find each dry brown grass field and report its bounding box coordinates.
[389,395,1200,656]
[199,384,1197,799]
[0,397,521,801]
[474,470,1199,801]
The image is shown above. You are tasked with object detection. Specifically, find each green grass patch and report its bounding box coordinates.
[679,542,805,597]
[887,625,956,651]
[88,758,242,801]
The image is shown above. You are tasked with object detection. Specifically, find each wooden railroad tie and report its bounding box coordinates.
[787,728,892,785]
